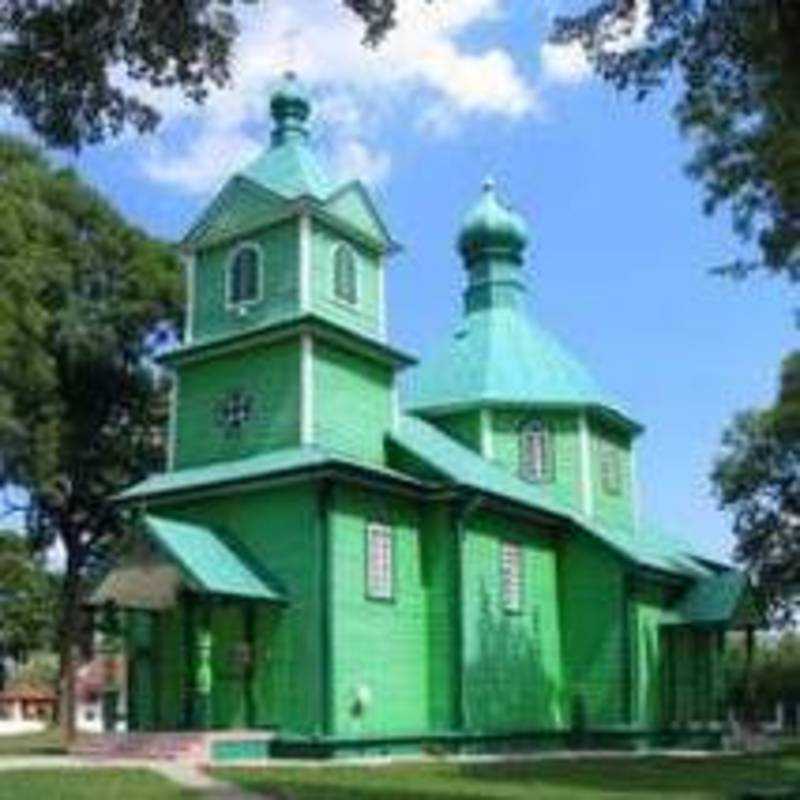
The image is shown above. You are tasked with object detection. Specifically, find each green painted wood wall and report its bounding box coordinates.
[327,483,430,736]
[192,219,299,342]
[492,409,582,513]
[461,508,563,732]
[558,533,627,727]
[589,419,635,530]
[159,481,323,735]
[310,221,383,339]
[313,340,394,464]
[174,340,301,469]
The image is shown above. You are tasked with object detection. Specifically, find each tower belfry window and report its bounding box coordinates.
[333,244,358,305]
[227,245,261,306]
[519,420,554,483]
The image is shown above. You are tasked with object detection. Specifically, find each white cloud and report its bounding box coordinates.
[540,0,651,86]
[132,0,538,195]
[540,40,592,85]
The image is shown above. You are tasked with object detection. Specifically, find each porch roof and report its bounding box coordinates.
[93,516,287,608]
[143,515,286,602]
[665,569,754,628]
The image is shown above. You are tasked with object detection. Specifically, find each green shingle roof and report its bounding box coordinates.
[144,515,286,602]
[667,569,751,627]
[407,305,640,431]
[390,414,713,580]
[117,446,424,503]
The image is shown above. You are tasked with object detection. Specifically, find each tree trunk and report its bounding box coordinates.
[744,624,757,730]
[58,562,81,747]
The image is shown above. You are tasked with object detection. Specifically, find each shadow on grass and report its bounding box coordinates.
[217,754,800,800]
[0,727,65,756]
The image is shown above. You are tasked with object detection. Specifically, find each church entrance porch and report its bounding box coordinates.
[92,515,287,733]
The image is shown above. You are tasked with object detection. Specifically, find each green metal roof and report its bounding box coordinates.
[143,515,286,602]
[390,414,712,579]
[118,446,424,503]
[242,138,334,200]
[407,305,640,431]
[667,569,751,627]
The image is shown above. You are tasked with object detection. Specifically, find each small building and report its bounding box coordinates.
[0,686,56,725]
[96,73,755,758]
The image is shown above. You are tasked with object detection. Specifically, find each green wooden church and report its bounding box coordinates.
[98,73,753,758]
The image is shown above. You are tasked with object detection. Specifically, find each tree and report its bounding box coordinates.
[0,135,182,741]
[0,530,58,672]
[551,0,800,280]
[711,397,800,630]
[0,0,397,150]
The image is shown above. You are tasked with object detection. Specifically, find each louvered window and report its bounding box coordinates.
[501,541,523,613]
[519,420,554,483]
[366,523,393,600]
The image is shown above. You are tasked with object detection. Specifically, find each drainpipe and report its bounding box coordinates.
[452,492,482,734]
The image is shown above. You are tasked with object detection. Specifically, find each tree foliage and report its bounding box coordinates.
[0,0,398,150]
[0,529,58,661]
[711,351,800,626]
[552,0,800,279]
[0,134,182,737]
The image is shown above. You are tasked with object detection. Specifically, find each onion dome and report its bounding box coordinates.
[457,178,529,265]
[270,71,312,145]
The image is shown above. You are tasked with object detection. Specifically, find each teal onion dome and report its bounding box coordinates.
[270,71,311,145]
[457,178,529,264]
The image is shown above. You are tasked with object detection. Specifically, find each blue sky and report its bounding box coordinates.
[27,0,795,559]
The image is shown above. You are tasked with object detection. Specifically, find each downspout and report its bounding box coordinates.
[452,492,482,733]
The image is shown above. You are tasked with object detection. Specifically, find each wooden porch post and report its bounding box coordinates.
[193,599,213,730]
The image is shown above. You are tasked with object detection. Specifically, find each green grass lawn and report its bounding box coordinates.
[0,728,65,756]
[215,753,790,800]
[0,769,195,800]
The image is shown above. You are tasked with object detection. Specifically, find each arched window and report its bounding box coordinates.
[600,440,622,495]
[519,419,554,483]
[227,244,261,306]
[333,243,358,305]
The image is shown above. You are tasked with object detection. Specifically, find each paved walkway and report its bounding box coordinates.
[0,756,266,798]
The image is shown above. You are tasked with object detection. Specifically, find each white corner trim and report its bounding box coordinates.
[299,212,312,312]
[579,410,594,517]
[182,252,196,343]
[630,445,642,530]
[480,407,493,460]
[167,378,179,471]
[377,255,387,341]
[300,333,314,445]
[391,383,400,432]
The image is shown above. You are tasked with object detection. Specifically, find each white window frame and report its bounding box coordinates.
[226,242,263,310]
[501,541,523,614]
[519,419,554,484]
[332,242,359,306]
[365,522,394,601]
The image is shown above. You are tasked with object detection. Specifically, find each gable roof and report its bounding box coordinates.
[389,414,714,580]
[324,180,393,246]
[407,305,640,432]
[182,175,287,247]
